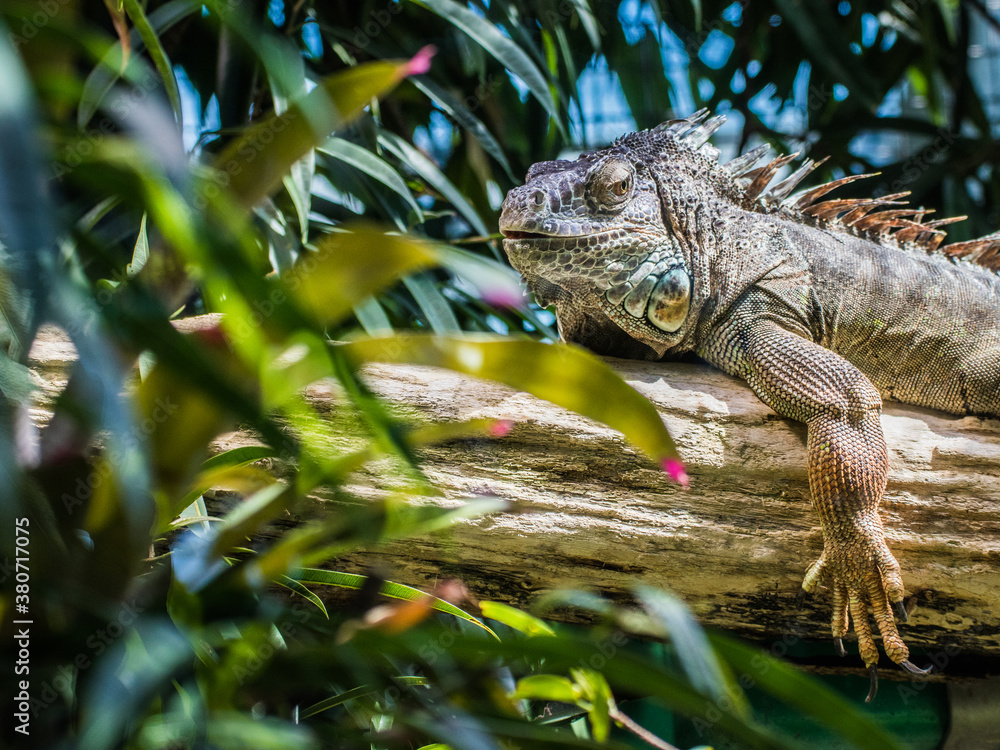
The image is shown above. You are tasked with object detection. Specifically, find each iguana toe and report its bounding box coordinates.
[848,592,881,668]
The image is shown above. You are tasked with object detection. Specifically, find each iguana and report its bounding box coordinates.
[498,109,1000,700]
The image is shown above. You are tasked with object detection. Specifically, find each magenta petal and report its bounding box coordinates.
[662,457,689,487]
[489,419,514,437]
[405,45,436,76]
[481,288,525,309]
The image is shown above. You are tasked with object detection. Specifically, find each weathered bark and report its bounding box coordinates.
[27,321,1000,667]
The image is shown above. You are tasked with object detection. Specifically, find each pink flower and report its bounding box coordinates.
[488,419,514,437]
[662,457,689,487]
[405,46,436,76]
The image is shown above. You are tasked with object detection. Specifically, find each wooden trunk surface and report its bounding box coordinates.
[27,321,1000,673]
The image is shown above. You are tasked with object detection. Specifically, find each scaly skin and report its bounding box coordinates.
[499,111,1000,697]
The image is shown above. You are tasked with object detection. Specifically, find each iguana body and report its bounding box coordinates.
[499,110,1000,697]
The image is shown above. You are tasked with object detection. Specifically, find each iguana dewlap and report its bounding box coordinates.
[499,109,1000,700]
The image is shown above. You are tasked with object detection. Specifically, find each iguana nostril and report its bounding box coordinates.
[532,190,546,207]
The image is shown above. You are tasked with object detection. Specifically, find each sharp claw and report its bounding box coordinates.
[892,600,908,623]
[900,660,933,676]
[796,588,806,609]
[865,665,878,703]
[834,637,846,657]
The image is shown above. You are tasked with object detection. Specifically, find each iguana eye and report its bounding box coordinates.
[596,163,633,204]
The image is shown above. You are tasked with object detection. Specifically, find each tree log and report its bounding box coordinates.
[27,321,1000,669]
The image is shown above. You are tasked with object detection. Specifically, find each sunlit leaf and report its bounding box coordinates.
[341,334,681,467]
[275,574,329,618]
[127,212,149,277]
[512,674,577,703]
[481,601,555,637]
[286,568,500,637]
[301,677,429,719]
[570,668,613,742]
[216,56,428,210]
[289,225,438,326]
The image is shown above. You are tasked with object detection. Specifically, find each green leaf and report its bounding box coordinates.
[203,714,319,749]
[377,130,490,237]
[127,213,149,277]
[409,75,515,181]
[403,273,461,333]
[353,296,394,335]
[215,58,421,211]
[709,633,907,750]
[212,482,296,558]
[319,137,424,222]
[635,585,749,717]
[78,0,199,126]
[435,244,525,309]
[300,678,429,719]
[570,669,613,742]
[283,160,315,244]
[409,0,561,129]
[481,601,555,637]
[291,568,499,639]
[275,575,329,618]
[289,225,438,327]
[341,335,681,467]
[512,674,578,703]
[122,0,183,128]
[242,496,508,585]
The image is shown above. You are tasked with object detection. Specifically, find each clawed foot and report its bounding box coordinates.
[801,540,932,700]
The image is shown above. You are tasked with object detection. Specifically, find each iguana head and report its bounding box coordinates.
[499,113,731,358]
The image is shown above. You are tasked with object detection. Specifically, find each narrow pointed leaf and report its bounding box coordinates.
[341,335,680,467]
[403,273,461,333]
[290,568,499,638]
[409,0,561,128]
[481,601,555,636]
[410,76,515,181]
[275,575,328,618]
[216,57,423,210]
[122,0,183,127]
[78,0,199,126]
[289,225,438,326]
[320,137,424,221]
[378,130,490,237]
[127,213,149,277]
[512,675,577,703]
[635,585,749,717]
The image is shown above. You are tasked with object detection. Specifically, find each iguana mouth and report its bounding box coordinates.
[500,230,551,240]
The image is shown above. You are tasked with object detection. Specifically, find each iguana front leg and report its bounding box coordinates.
[701,310,929,698]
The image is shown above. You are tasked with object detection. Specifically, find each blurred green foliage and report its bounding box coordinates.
[1,0,993,748]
